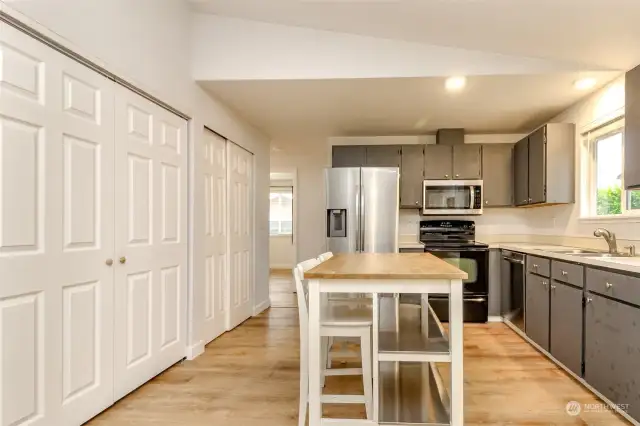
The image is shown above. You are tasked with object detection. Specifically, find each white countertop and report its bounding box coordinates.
[487,242,640,275]
[399,239,640,274]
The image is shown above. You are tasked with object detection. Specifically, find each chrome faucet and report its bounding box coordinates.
[594,228,618,254]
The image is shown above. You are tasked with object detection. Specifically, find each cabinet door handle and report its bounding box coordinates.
[533,264,539,269]
[415,201,419,206]
[586,297,593,304]
[542,280,548,287]
[605,282,613,289]
[455,174,460,178]
[562,270,568,276]
[444,174,449,178]
[550,284,556,290]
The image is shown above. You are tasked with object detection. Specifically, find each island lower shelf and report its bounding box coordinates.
[377,294,450,363]
[378,361,450,425]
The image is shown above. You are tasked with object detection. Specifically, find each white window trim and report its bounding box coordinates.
[578,116,640,222]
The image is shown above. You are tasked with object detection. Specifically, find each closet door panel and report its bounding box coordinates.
[203,130,227,342]
[0,22,116,426]
[226,142,253,330]
[114,87,188,400]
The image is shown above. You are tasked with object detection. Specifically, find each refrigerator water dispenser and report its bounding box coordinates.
[327,209,347,237]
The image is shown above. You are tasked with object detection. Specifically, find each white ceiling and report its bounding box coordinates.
[190,0,640,70]
[201,72,620,138]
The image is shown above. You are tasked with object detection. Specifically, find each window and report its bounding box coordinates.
[584,118,640,217]
[269,187,293,235]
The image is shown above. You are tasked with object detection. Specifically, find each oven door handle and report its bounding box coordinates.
[502,256,525,265]
[425,248,488,252]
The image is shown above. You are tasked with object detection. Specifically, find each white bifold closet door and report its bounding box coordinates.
[113,86,188,400]
[0,23,115,426]
[226,142,254,330]
[202,129,227,343]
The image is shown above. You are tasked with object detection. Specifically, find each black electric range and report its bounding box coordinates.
[420,220,489,323]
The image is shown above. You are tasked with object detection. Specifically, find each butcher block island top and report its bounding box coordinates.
[305,252,468,280]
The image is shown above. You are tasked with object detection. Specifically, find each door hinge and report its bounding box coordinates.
[543,185,547,197]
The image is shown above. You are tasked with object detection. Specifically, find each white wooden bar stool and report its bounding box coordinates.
[294,259,373,426]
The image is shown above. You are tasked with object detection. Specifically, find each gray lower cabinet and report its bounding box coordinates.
[365,145,401,167]
[585,292,640,421]
[528,127,546,204]
[400,145,424,208]
[452,145,482,179]
[549,281,582,376]
[482,144,513,207]
[424,145,453,179]
[514,137,529,206]
[332,145,366,167]
[525,272,550,350]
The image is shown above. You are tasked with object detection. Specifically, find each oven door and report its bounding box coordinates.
[424,248,488,294]
[422,180,483,215]
[425,247,489,323]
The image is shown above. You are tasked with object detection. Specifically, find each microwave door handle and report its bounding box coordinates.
[469,186,475,209]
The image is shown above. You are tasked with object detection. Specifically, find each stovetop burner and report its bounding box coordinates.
[419,219,487,249]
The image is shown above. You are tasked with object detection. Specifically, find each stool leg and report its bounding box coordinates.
[299,342,308,426]
[360,330,373,419]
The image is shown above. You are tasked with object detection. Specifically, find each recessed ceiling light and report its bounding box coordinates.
[445,76,466,92]
[574,78,597,90]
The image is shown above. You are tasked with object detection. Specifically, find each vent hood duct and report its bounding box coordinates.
[436,128,465,145]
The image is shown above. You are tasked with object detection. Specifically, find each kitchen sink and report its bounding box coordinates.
[568,252,633,258]
[547,249,602,254]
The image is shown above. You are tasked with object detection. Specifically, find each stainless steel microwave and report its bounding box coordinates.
[423,180,483,215]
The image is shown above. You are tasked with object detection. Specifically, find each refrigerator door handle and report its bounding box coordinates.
[361,185,366,252]
[355,183,360,252]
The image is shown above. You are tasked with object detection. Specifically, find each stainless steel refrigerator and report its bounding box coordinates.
[325,167,399,253]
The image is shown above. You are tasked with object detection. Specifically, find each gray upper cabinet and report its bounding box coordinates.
[525,272,550,350]
[452,145,482,179]
[514,137,529,206]
[482,144,513,207]
[585,292,640,421]
[332,145,366,167]
[400,145,424,208]
[625,65,640,189]
[528,127,546,204]
[424,145,453,179]
[550,281,583,376]
[512,123,575,207]
[365,145,401,167]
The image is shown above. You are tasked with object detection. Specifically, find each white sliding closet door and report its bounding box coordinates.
[113,86,188,399]
[202,130,227,343]
[0,23,115,426]
[226,142,254,330]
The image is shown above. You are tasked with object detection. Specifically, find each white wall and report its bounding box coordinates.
[191,14,589,81]
[1,0,271,355]
[523,75,640,242]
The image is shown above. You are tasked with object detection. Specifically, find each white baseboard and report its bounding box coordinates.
[253,298,271,316]
[487,315,504,323]
[503,320,640,426]
[186,340,205,361]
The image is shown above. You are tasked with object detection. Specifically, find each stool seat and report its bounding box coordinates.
[322,303,372,327]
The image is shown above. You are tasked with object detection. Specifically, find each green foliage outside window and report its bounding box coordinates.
[597,186,640,215]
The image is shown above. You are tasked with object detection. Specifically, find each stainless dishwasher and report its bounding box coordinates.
[501,250,526,333]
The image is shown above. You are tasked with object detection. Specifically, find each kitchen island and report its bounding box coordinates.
[305,253,468,426]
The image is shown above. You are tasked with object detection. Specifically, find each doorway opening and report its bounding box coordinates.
[269,169,297,308]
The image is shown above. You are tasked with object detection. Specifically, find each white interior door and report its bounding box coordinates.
[202,130,227,343]
[226,142,254,330]
[0,22,115,426]
[113,86,188,400]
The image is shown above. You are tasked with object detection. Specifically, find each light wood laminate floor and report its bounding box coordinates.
[88,273,630,426]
